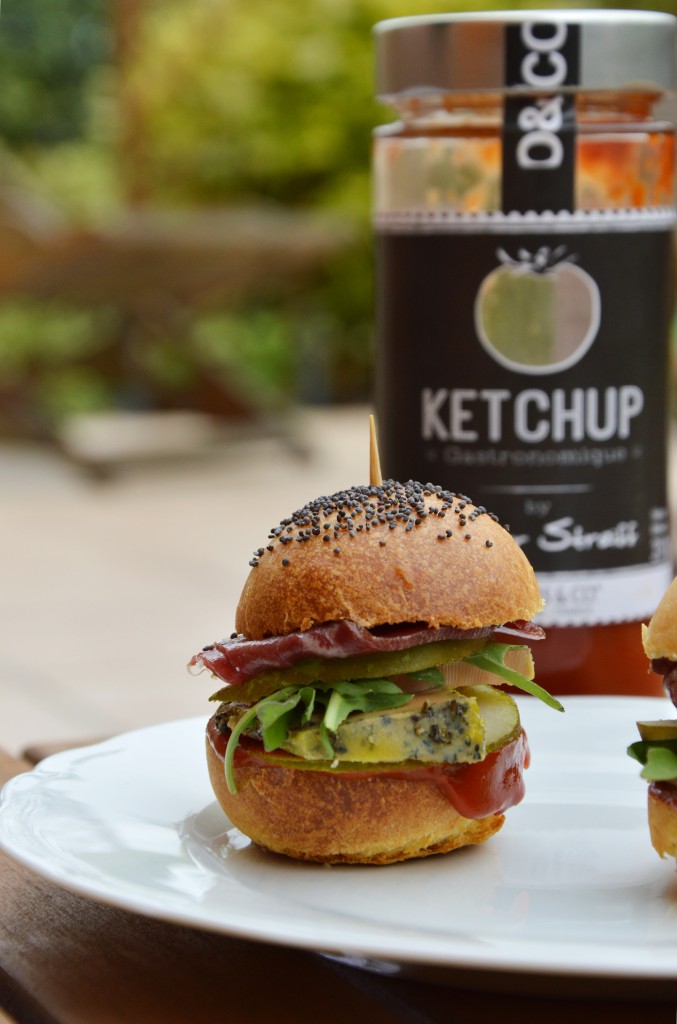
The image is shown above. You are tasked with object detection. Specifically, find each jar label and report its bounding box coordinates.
[503,21,580,213]
[375,210,675,625]
[502,94,576,213]
[504,21,580,89]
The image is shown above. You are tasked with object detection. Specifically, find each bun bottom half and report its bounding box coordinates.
[206,736,505,865]
[648,781,677,860]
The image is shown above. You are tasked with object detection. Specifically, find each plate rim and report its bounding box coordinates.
[1,697,677,985]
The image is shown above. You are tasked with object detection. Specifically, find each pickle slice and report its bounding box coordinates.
[460,684,522,752]
[637,719,677,741]
[210,635,491,705]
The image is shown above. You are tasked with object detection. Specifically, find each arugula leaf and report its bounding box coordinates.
[321,679,411,732]
[224,685,309,792]
[627,739,677,781]
[404,666,445,688]
[223,677,413,793]
[224,703,260,795]
[256,687,314,752]
[464,643,564,712]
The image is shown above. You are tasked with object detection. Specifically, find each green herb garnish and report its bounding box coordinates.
[464,643,564,712]
[224,677,412,793]
[628,740,677,781]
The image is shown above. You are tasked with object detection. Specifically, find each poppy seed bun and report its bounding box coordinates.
[236,480,543,640]
[642,576,677,662]
[206,736,505,864]
[640,578,677,859]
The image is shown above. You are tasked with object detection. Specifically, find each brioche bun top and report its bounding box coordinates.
[235,480,543,640]
[643,576,677,662]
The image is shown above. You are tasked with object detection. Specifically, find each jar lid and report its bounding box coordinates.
[374,10,676,98]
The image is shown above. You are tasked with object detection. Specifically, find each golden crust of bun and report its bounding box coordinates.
[206,737,504,865]
[236,481,543,640]
[648,782,677,859]
[643,577,677,662]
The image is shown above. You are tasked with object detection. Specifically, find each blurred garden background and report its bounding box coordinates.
[0,0,674,469]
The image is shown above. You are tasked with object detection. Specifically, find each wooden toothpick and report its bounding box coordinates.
[369,414,382,486]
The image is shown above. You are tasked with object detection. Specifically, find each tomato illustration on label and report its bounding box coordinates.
[474,245,601,375]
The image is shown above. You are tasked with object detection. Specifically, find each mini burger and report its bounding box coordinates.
[628,576,677,860]
[190,479,562,865]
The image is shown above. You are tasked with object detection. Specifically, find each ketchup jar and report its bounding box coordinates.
[373,11,676,696]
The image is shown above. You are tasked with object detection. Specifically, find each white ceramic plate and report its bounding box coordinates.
[2,697,677,989]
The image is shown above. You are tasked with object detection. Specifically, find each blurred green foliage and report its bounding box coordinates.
[0,0,674,423]
[120,0,675,207]
[0,0,110,145]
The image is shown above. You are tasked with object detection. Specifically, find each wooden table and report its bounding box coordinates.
[1,746,675,1024]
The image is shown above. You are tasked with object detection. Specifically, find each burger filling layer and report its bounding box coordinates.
[628,659,677,783]
[216,682,519,766]
[202,640,561,795]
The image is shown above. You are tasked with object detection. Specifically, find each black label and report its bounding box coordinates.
[504,22,580,89]
[502,95,576,212]
[502,22,580,214]
[375,222,673,622]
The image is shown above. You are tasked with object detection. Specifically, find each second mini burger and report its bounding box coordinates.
[628,576,677,860]
[191,478,562,864]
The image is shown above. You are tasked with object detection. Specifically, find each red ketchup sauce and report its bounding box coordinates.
[207,716,529,820]
[649,780,677,807]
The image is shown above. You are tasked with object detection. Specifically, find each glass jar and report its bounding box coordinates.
[373,11,676,696]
